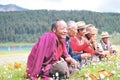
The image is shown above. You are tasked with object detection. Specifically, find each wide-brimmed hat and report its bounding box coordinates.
[101,32,110,38]
[85,24,98,34]
[76,21,86,29]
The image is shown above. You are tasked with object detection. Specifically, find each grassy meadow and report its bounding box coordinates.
[0,33,120,80]
[0,46,120,80]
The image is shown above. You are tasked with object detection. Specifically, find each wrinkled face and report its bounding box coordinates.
[54,21,68,39]
[67,26,77,37]
[102,37,109,44]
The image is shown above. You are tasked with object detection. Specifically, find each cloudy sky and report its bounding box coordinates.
[0,0,120,13]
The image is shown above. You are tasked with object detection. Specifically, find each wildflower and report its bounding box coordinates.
[0,74,1,78]
[14,62,22,69]
[7,64,13,70]
[23,71,29,79]
[99,73,105,79]
[38,77,41,80]
[7,74,12,79]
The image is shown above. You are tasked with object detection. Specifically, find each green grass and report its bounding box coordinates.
[0,63,27,80]
[0,42,34,46]
[0,55,120,80]
[0,49,30,55]
[70,57,120,80]
[0,45,120,80]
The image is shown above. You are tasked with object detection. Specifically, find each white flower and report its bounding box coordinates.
[99,74,105,79]
[111,71,116,74]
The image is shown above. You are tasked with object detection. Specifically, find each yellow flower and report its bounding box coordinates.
[38,77,41,80]
[14,62,22,69]
[7,64,13,70]
[23,71,29,78]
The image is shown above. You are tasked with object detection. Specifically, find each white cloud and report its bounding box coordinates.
[0,0,120,12]
[94,0,120,12]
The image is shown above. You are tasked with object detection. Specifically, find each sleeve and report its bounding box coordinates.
[30,32,57,78]
[83,46,96,54]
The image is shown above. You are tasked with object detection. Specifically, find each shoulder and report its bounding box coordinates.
[41,31,57,39]
[70,36,77,41]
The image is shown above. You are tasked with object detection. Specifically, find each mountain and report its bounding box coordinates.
[0,4,28,11]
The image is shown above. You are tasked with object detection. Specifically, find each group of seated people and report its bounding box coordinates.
[24,19,117,80]
[67,20,117,63]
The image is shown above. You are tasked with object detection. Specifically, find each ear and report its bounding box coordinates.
[52,28,56,33]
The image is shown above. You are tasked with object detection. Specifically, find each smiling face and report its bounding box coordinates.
[54,20,68,39]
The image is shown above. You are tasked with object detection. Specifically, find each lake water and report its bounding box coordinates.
[0,46,32,51]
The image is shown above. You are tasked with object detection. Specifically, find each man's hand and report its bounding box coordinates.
[65,57,77,68]
[81,53,92,59]
[99,51,109,57]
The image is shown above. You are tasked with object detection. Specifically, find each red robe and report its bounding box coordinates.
[26,31,69,79]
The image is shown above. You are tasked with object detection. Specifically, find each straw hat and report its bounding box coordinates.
[76,21,86,29]
[101,32,110,38]
[86,24,98,34]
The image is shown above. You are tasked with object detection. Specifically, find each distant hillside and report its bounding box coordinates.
[0,10,120,43]
[0,4,28,11]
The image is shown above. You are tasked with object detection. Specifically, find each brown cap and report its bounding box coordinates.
[101,32,110,38]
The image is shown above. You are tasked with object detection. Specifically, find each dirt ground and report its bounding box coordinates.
[0,53,29,65]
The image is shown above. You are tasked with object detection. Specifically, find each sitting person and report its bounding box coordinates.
[85,24,104,61]
[98,32,117,55]
[70,21,105,62]
[70,21,96,54]
[66,20,91,66]
[24,19,77,80]
[85,24,98,51]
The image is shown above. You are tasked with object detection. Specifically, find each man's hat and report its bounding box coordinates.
[76,21,86,29]
[101,32,110,38]
[85,24,98,34]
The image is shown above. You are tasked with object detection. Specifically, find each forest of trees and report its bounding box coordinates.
[0,10,120,43]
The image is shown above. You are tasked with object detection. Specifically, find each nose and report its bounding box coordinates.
[64,28,68,33]
[83,29,86,33]
[75,29,77,33]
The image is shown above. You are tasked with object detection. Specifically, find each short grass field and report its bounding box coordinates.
[0,45,120,80]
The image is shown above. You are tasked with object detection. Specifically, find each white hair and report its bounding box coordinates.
[67,20,76,28]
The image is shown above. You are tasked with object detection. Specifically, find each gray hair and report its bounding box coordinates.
[67,20,76,28]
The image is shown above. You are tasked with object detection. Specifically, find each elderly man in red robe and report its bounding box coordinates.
[24,19,76,80]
